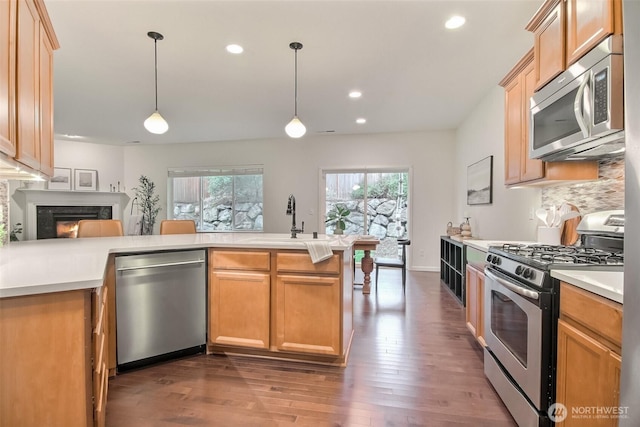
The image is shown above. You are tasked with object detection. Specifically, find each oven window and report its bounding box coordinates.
[491,290,528,367]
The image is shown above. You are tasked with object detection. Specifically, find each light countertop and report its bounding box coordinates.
[551,269,624,304]
[0,233,361,299]
[463,239,537,252]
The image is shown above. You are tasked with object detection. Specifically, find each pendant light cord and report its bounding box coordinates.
[154,38,159,111]
[293,47,298,116]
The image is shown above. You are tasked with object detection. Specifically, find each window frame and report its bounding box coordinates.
[167,165,264,232]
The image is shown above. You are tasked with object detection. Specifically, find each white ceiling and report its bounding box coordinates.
[45,0,541,146]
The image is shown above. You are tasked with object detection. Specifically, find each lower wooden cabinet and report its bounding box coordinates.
[209,250,271,349]
[275,274,341,355]
[0,288,105,427]
[210,270,271,349]
[92,284,109,427]
[465,263,485,346]
[555,282,622,426]
[207,248,350,363]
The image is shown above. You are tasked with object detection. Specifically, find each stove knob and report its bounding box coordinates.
[492,255,499,264]
[495,257,502,266]
[515,265,523,275]
[486,254,492,262]
[523,268,534,279]
[528,270,536,280]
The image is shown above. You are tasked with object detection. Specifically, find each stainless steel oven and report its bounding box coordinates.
[483,212,624,427]
[484,257,555,427]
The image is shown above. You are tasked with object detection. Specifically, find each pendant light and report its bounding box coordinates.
[144,31,169,134]
[285,42,306,138]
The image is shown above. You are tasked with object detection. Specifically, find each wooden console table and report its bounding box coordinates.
[354,238,379,294]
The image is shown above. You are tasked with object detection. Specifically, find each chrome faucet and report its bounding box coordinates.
[286,194,304,238]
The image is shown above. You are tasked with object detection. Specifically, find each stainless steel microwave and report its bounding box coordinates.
[529,35,625,161]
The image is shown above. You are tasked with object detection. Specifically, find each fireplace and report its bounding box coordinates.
[36,205,113,239]
[15,188,129,241]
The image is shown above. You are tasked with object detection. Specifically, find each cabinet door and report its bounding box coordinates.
[519,60,544,182]
[465,265,485,345]
[504,74,523,185]
[556,319,620,426]
[209,270,270,349]
[276,274,341,355]
[39,26,54,177]
[0,0,16,156]
[565,0,615,66]
[534,1,565,90]
[15,0,40,170]
[465,265,479,337]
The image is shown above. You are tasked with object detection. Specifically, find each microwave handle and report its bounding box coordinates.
[574,75,590,138]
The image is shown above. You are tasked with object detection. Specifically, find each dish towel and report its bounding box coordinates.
[305,241,333,264]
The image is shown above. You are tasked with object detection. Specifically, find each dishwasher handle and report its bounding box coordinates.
[116,259,205,272]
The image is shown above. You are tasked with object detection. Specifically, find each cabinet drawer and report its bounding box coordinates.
[560,282,623,347]
[211,250,270,271]
[276,252,340,275]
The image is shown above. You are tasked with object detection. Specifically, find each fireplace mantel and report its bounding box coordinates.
[14,189,130,240]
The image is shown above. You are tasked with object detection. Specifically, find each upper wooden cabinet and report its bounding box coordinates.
[0,0,17,157]
[1,0,58,176]
[500,50,597,186]
[526,0,623,91]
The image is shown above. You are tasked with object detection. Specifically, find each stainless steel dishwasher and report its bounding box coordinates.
[115,249,206,370]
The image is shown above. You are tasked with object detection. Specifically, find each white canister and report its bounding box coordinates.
[537,226,562,245]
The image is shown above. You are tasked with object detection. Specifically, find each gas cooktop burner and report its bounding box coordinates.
[491,243,624,268]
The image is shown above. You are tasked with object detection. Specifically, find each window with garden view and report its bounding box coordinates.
[324,170,409,259]
[168,167,263,232]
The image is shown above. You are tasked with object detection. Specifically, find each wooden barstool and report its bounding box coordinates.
[160,219,197,235]
[77,219,124,237]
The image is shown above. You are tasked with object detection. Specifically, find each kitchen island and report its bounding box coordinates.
[0,233,363,427]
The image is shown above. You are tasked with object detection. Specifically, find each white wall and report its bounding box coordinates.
[54,139,125,192]
[455,86,540,240]
[8,139,126,229]
[121,131,456,271]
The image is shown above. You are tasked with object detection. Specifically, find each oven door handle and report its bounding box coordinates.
[485,270,540,300]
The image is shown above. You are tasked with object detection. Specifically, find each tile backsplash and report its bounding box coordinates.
[542,155,624,214]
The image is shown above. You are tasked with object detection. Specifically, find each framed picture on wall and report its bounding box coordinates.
[467,155,493,205]
[74,169,98,191]
[48,167,72,190]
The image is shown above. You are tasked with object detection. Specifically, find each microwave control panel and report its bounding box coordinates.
[594,68,608,125]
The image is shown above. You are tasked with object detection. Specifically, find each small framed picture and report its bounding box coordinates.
[74,169,98,191]
[49,167,72,190]
[467,155,493,205]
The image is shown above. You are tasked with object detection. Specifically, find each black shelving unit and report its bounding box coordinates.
[440,236,466,305]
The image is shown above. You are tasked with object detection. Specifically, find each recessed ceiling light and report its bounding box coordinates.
[226,44,244,54]
[356,118,367,124]
[445,15,466,29]
[62,134,83,139]
[349,91,362,99]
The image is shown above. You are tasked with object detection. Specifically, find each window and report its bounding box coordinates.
[168,166,263,232]
[322,168,410,259]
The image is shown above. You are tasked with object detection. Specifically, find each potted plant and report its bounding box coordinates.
[325,204,351,235]
[134,175,161,235]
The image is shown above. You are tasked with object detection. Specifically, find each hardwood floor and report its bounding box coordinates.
[106,270,516,426]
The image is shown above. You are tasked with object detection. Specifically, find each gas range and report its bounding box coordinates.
[486,243,623,290]
[485,210,624,291]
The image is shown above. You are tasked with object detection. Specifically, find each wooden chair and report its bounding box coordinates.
[374,239,411,293]
[77,219,124,238]
[160,219,197,235]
